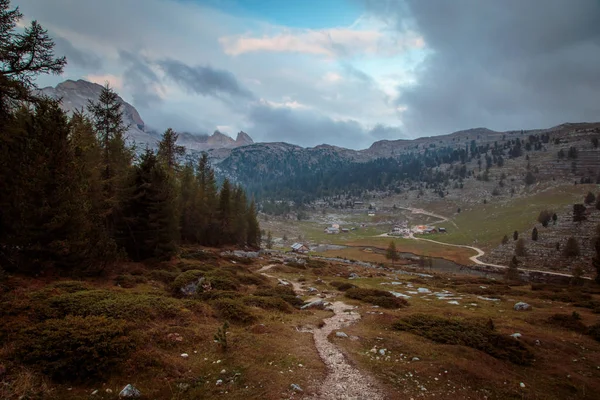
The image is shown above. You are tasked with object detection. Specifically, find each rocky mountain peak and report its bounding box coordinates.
[235,131,254,146]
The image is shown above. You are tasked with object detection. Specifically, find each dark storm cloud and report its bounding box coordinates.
[363,0,600,136]
[119,51,163,108]
[53,35,102,70]
[158,59,255,101]
[247,102,403,149]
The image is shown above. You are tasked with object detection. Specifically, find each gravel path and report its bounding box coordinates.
[257,264,386,399]
[307,302,385,400]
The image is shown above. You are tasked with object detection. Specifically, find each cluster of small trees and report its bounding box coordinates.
[0,2,259,275]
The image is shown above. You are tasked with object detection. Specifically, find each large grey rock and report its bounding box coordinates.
[300,299,327,310]
[336,331,349,338]
[119,384,141,398]
[290,383,303,392]
[180,277,205,296]
[514,302,532,311]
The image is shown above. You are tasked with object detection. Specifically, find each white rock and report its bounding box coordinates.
[91,390,98,395]
[379,348,387,356]
[511,333,522,339]
[336,331,349,338]
[220,369,226,374]
[181,353,189,358]
[417,288,431,294]
[290,383,303,392]
[447,301,460,305]
[520,382,526,388]
[389,291,411,298]
[119,384,141,398]
[216,379,223,386]
[514,302,532,311]
[412,357,420,361]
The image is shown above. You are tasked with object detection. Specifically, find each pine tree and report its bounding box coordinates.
[515,238,527,256]
[246,200,261,248]
[120,149,178,261]
[513,231,519,241]
[0,0,66,110]
[502,235,509,245]
[265,231,273,249]
[506,256,520,282]
[1,99,90,272]
[157,128,185,172]
[531,227,538,241]
[386,241,399,265]
[584,192,596,205]
[87,84,133,237]
[218,179,233,245]
[573,204,587,223]
[563,237,580,258]
[179,162,199,243]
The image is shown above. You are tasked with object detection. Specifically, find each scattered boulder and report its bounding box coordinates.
[417,288,431,294]
[167,333,184,342]
[349,273,360,280]
[119,384,141,398]
[216,379,223,386]
[290,383,303,392]
[514,302,532,311]
[308,287,318,293]
[412,357,420,362]
[511,333,522,339]
[181,353,189,358]
[447,300,460,305]
[336,331,349,338]
[379,348,387,356]
[278,279,291,286]
[301,299,328,310]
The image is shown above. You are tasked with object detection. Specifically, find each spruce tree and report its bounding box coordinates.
[157,128,185,172]
[87,84,133,237]
[531,227,538,241]
[563,237,580,258]
[246,200,261,248]
[386,241,399,265]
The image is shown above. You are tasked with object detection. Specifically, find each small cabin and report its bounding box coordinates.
[291,243,309,253]
[439,227,447,233]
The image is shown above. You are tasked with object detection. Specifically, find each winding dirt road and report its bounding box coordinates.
[388,207,584,279]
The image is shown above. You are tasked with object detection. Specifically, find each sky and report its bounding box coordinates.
[16,0,600,149]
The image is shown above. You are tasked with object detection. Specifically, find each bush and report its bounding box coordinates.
[147,269,179,284]
[173,269,205,292]
[254,286,304,308]
[588,323,600,342]
[547,313,587,333]
[180,250,218,262]
[563,237,580,258]
[243,296,293,313]
[44,290,182,320]
[50,280,88,293]
[14,315,136,382]
[207,274,239,291]
[306,259,328,269]
[330,281,357,291]
[196,290,243,301]
[114,274,143,288]
[393,314,534,365]
[345,288,408,309]
[212,298,257,324]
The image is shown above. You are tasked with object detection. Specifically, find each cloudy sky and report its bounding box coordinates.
[17,0,600,149]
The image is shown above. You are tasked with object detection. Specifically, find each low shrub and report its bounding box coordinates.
[345,287,408,309]
[45,290,182,320]
[547,312,588,333]
[196,290,243,301]
[236,272,268,286]
[254,286,304,308]
[147,269,179,284]
[114,274,138,288]
[588,323,600,342]
[243,295,293,313]
[181,250,218,262]
[540,290,592,303]
[172,269,205,293]
[50,280,88,293]
[14,315,136,382]
[286,261,306,269]
[306,259,327,269]
[393,314,534,365]
[223,255,254,265]
[212,298,257,324]
[330,281,357,291]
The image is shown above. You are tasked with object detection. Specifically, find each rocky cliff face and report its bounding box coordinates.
[41,79,255,151]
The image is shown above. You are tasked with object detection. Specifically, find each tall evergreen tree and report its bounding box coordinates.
[87,84,133,236]
[246,200,261,248]
[157,128,185,172]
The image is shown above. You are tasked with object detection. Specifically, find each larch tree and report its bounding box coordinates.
[386,241,399,265]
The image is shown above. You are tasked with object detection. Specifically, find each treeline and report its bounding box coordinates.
[0,3,259,275]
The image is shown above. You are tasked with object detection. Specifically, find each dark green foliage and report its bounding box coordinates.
[14,315,136,382]
[345,288,408,309]
[563,237,580,258]
[386,241,399,264]
[515,238,527,256]
[547,313,587,333]
[254,286,304,308]
[538,210,553,227]
[584,192,596,205]
[214,321,229,351]
[501,235,509,245]
[513,231,518,241]
[147,269,179,284]
[392,314,534,365]
[50,280,88,293]
[573,204,587,222]
[243,296,293,313]
[114,274,145,288]
[329,281,357,291]
[212,298,257,324]
[524,171,536,185]
[172,270,205,293]
[120,149,178,261]
[531,227,538,241]
[43,290,182,320]
[306,258,328,268]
